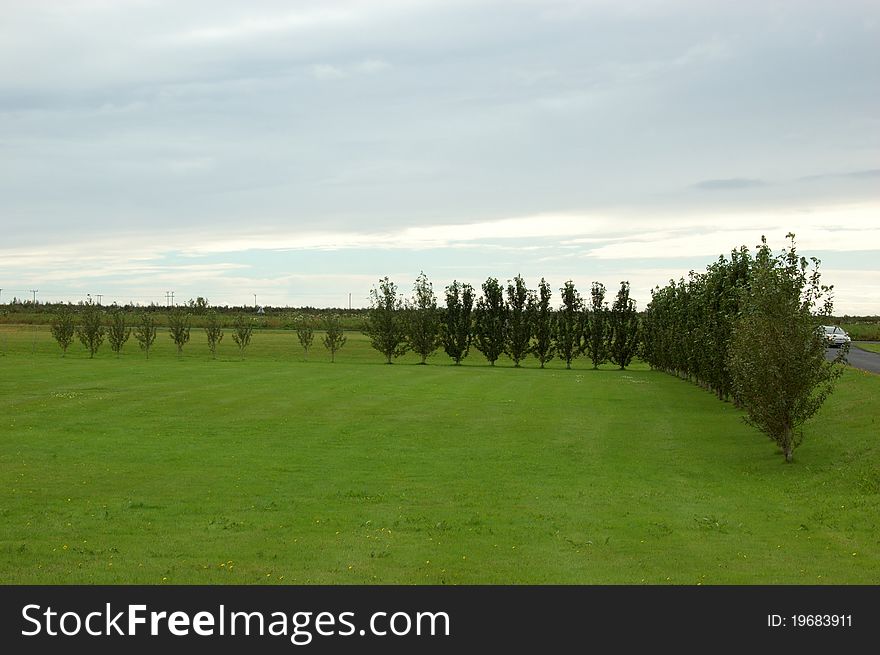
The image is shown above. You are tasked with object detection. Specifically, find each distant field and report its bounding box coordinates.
[842,323,880,341]
[1,325,878,584]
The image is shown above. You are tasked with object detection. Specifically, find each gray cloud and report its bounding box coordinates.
[0,0,878,297]
[799,168,880,181]
[692,178,767,191]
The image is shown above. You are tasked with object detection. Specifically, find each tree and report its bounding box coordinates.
[584,282,608,369]
[505,274,533,367]
[232,314,253,358]
[531,278,554,368]
[474,277,506,366]
[363,277,408,364]
[441,281,475,365]
[168,308,191,356]
[608,281,639,369]
[133,312,157,358]
[406,272,441,364]
[50,306,76,356]
[728,234,845,462]
[554,280,583,369]
[204,310,224,359]
[107,309,131,358]
[187,297,209,314]
[295,315,315,361]
[641,247,752,399]
[76,300,105,358]
[323,314,347,362]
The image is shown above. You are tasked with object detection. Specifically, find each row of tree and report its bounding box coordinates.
[362,273,641,369]
[51,302,351,361]
[640,234,846,462]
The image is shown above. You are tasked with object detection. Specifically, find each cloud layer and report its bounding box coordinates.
[0,1,877,313]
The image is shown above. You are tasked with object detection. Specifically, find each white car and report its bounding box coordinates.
[821,325,851,348]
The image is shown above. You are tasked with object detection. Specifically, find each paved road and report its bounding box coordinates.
[825,344,880,375]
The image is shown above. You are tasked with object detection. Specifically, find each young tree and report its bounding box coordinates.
[474,277,506,366]
[728,234,845,462]
[584,282,608,369]
[608,281,639,370]
[204,310,224,359]
[406,272,441,364]
[76,300,105,358]
[168,308,191,356]
[232,314,253,359]
[531,278,554,368]
[133,312,157,358]
[554,280,584,369]
[363,277,408,364]
[441,281,475,365]
[323,314,347,363]
[505,274,533,368]
[107,309,131,358]
[50,306,76,357]
[295,314,315,361]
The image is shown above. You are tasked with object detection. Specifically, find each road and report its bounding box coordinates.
[825,344,880,375]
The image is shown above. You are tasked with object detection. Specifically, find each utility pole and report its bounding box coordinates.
[29,289,38,304]
[253,294,257,308]
[171,291,175,307]
[96,294,103,305]
[348,293,351,310]
[165,291,170,306]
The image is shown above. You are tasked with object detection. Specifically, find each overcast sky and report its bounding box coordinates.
[1,0,878,312]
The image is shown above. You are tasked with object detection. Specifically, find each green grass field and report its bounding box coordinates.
[855,341,880,354]
[1,325,878,584]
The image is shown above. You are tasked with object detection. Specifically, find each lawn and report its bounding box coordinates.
[855,341,880,354]
[1,325,878,584]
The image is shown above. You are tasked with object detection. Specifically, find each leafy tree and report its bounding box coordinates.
[406,272,441,364]
[505,274,533,367]
[584,282,608,369]
[641,247,751,399]
[608,281,639,370]
[364,277,408,364]
[323,314,347,363]
[107,309,131,358]
[295,314,315,361]
[204,310,224,359]
[554,280,584,369]
[168,308,191,356]
[441,281,475,365]
[474,277,506,366]
[232,314,253,358]
[133,312,157,358]
[76,300,105,358]
[187,297,210,314]
[531,278,554,368]
[728,234,845,462]
[50,306,76,356]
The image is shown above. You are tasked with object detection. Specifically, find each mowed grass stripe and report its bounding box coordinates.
[0,326,878,583]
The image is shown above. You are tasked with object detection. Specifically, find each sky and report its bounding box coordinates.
[1,0,878,313]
